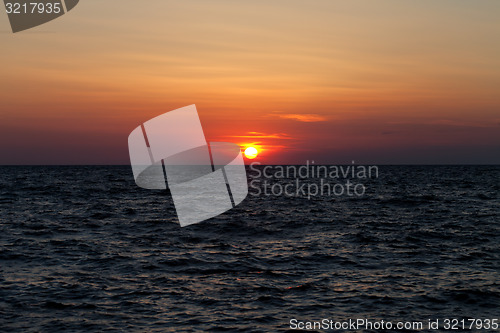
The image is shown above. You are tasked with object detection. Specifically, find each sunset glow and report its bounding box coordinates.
[244,147,259,160]
[0,1,499,165]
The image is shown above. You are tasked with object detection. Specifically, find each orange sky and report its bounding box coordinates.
[0,0,499,164]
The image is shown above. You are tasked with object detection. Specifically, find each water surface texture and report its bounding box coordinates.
[0,166,499,332]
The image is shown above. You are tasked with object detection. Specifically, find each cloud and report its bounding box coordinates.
[230,132,291,139]
[279,114,327,122]
[387,119,498,128]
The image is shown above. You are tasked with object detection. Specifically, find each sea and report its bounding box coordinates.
[0,165,498,332]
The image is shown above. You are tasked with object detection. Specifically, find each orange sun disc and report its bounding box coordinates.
[244,147,258,159]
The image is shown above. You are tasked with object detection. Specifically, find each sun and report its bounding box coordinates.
[244,146,259,159]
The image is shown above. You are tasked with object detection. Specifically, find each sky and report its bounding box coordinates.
[0,0,499,165]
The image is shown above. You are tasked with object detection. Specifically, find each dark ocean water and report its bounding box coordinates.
[0,166,498,332]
